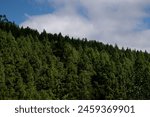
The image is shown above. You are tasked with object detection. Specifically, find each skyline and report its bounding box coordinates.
[1,0,150,51]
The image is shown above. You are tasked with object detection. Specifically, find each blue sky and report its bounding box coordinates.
[1,0,150,51]
[0,0,54,24]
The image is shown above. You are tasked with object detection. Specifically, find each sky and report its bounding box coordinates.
[1,0,150,51]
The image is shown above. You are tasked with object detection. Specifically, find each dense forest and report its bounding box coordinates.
[0,15,150,100]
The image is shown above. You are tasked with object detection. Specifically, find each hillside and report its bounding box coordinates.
[0,15,150,99]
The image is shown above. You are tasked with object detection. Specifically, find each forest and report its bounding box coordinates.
[0,15,150,100]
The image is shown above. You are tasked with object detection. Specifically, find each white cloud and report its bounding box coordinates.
[21,13,95,38]
[21,0,150,51]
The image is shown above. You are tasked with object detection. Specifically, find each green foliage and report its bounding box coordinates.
[0,15,150,99]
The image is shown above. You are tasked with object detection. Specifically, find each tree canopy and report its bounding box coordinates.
[0,15,150,99]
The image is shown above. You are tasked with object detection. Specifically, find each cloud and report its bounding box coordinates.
[20,0,150,51]
[21,13,95,38]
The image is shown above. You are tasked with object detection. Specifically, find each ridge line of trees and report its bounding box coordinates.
[0,15,150,100]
